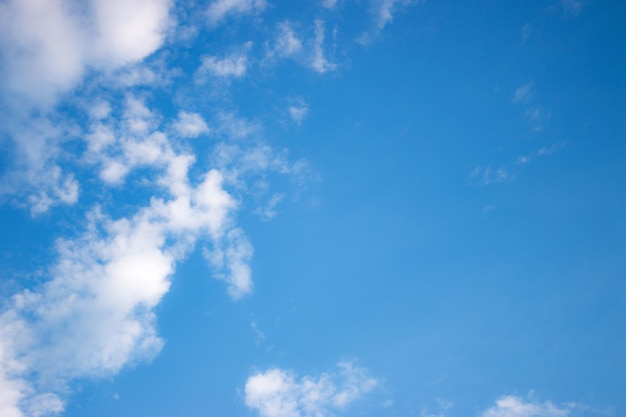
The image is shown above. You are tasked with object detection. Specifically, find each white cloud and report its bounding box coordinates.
[0,150,246,416]
[321,0,339,9]
[481,395,576,417]
[0,117,80,216]
[198,50,249,79]
[89,0,173,68]
[172,111,210,138]
[0,0,172,107]
[271,22,303,58]
[245,361,378,417]
[206,0,267,27]
[204,227,254,299]
[312,20,336,74]
[288,99,309,126]
[358,0,416,44]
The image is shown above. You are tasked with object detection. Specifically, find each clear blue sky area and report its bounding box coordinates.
[0,1,624,417]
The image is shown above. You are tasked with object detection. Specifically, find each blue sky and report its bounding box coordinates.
[0,0,625,416]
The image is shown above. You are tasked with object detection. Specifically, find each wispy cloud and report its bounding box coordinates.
[480,395,584,417]
[206,0,267,27]
[197,45,251,80]
[288,97,310,126]
[358,0,417,44]
[321,0,339,9]
[468,142,567,186]
[420,398,454,417]
[312,20,336,74]
[245,361,378,417]
[266,22,304,61]
[520,23,532,46]
[250,319,266,345]
[513,82,551,132]
[513,82,535,104]
[561,0,584,16]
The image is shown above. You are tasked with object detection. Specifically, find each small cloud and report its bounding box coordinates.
[512,82,551,131]
[421,398,454,417]
[288,98,309,125]
[113,393,120,400]
[204,228,254,300]
[480,395,578,417]
[311,20,336,73]
[468,165,513,186]
[172,111,210,138]
[470,142,567,187]
[321,0,339,9]
[206,0,267,27]
[245,361,378,417]
[271,22,303,58]
[198,50,249,79]
[254,193,284,221]
[524,105,551,131]
[358,0,417,44]
[513,82,534,104]
[250,319,266,345]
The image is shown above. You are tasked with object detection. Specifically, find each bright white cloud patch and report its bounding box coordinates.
[245,361,378,417]
[0,0,172,107]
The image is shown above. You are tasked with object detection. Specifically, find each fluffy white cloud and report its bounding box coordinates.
[245,361,378,417]
[0,0,172,107]
[0,156,243,417]
[0,91,309,414]
[206,0,267,27]
[0,0,173,215]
